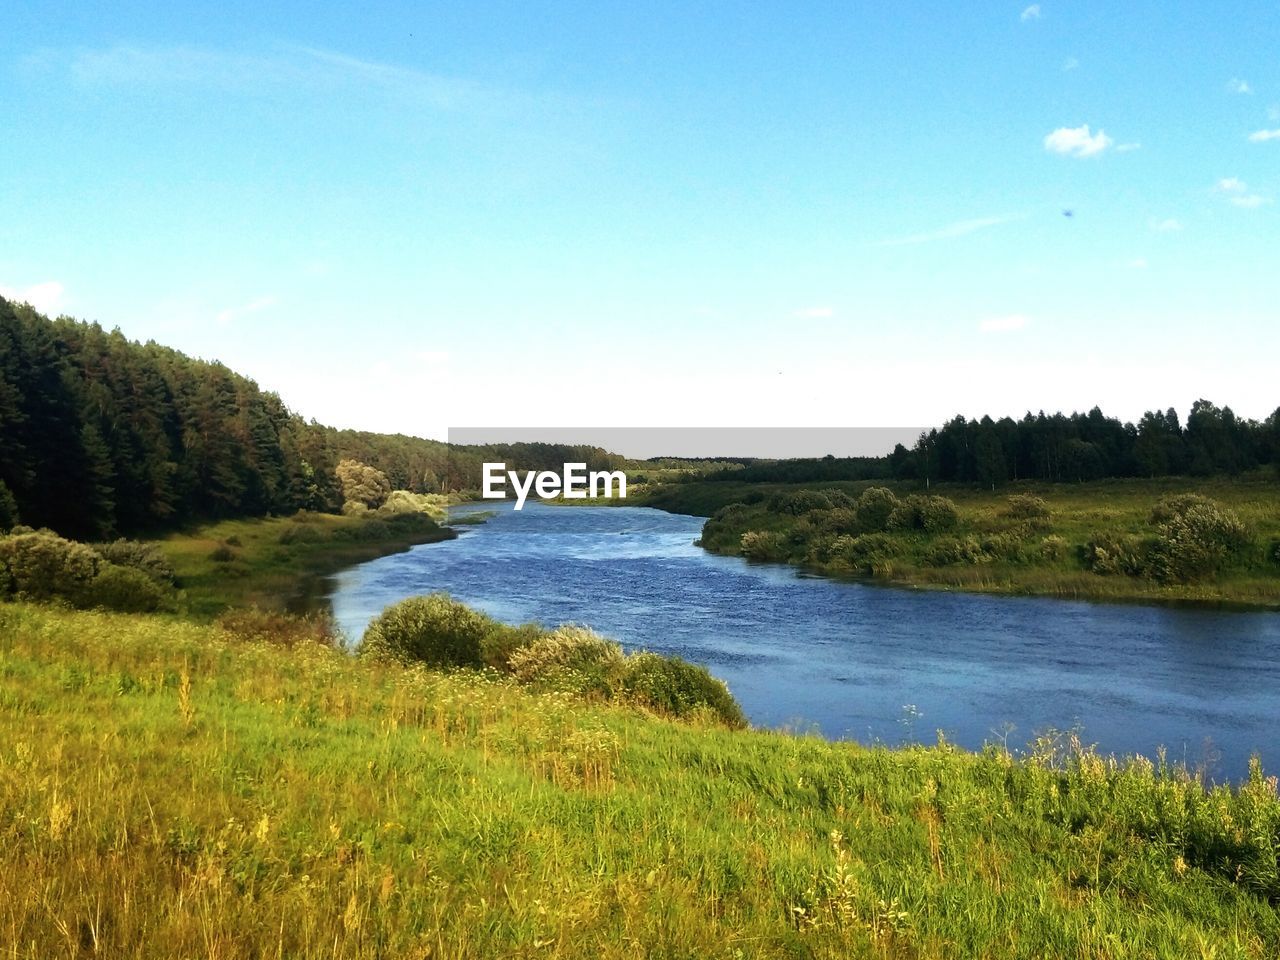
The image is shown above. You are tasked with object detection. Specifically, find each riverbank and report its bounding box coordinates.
[643,476,1280,610]
[4,599,1280,958]
[153,510,458,619]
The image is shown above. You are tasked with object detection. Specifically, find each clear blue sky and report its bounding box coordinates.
[2,2,1277,438]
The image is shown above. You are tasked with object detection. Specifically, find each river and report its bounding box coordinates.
[326,501,1280,779]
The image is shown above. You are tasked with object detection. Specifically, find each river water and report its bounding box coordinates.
[326,502,1280,779]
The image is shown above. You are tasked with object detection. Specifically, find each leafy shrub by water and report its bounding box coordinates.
[854,487,900,532]
[889,494,959,533]
[621,652,746,728]
[92,539,176,584]
[0,529,101,602]
[80,564,167,613]
[740,530,790,562]
[359,593,494,668]
[506,625,624,684]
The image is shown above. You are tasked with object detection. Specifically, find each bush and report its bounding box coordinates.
[1147,499,1249,584]
[92,539,176,584]
[1084,531,1151,577]
[831,532,905,575]
[0,529,101,602]
[621,652,746,728]
[923,535,990,567]
[209,544,237,563]
[81,563,167,613]
[1039,535,1069,562]
[278,523,325,545]
[359,593,495,668]
[505,625,624,684]
[216,608,340,647]
[768,490,834,516]
[739,530,790,562]
[1003,494,1051,522]
[812,507,861,537]
[855,487,900,532]
[889,495,959,532]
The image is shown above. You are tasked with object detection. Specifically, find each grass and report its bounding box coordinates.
[3,601,1280,958]
[650,476,1280,608]
[152,511,457,620]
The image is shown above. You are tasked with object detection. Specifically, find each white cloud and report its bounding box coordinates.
[979,314,1030,333]
[1216,177,1246,192]
[876,214,1019,247]
[1021,5,1042,21]
[1116,142,1141,153]
[1044,124,1113,158]
[1230,194,1270,209]
[0,280,65,315]
[1248,129,1280,142]
[215,295,278,325]
[1150,218,1182,232]
[1230,78,1253,94]
[1062,57,1079,71]
[793,306,834,319]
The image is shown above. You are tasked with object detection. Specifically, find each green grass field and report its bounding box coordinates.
[3,601,1280,958]
[648,476,1280,608]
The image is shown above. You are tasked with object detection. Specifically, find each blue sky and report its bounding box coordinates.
[2,1,1277,438]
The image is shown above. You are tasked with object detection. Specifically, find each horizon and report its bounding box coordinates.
[2,2,1278,437]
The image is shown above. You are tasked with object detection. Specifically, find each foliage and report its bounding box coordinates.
[92,538,176,584]
[854,486,900,532]
[889,494,959,532]
[335,458,391,511]
[620,651,747,728]
[0,528,101,602]
[1147,497,1249,583]
[0,479,17,531]
[1003,494,1051,521]
[830,532,905,575]
[505,625,625,684]
[214,607,340,648]
[78,563,168,613]
[739,530,791,562]
[358,593,494,668]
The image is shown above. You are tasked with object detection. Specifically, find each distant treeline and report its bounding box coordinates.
[896,406,1280,485]
[689,407,1280,487]
[0,300,619,539]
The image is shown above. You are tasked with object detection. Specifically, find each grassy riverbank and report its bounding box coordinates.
[4,600,1280,958]
[645,477,1280,608]
[153,511,457,620]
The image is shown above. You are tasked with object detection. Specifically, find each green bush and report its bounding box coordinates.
[621,652,746,728]
[505,625,624,686]
[831,532,905,575]
[812,507,861,537]
[855,487,900,532]
[81,563,167,613]
[767,490,833,516]
[739,530,790,562]
[1083,531,1151,577]
[1003,494,1051,521]
[1146,498,1249,583]
[92,539,176,584]
[0,529,101,602]
[210,544,237,563]
[359,593,494,668]
[278,523,325,545]
[1039,535,1069,562]
[889,495,959,532]
[923,535,990,567]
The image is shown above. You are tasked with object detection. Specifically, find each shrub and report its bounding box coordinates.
[1039,535,1069,562]
[81,563,167,613]
[855,487,900,532]
[739,530,790,562]
[1084,531,1150,577]
[216,608,340,647]
[278,523,325,545]
[812,507,861,537]
[92,539,176,584]
[359,593,495,668]
[1003,494,1051,522]
[889,495,959,532]
[923,535,989,567]
[0,529,101,602]
[621,652,746,728]
[1146,499,1249,584]
[480,622,544,671]
[209,544,236,563]
[768,490,833,516]
[505,625,624,684]
[832,532,905,576]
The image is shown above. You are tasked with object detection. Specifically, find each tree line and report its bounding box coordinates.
[0,299,619,539]
[893,405,1280,486]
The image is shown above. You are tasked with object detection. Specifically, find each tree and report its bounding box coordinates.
[336,459,391,510]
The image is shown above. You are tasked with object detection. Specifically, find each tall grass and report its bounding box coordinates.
[2,602,1279,957]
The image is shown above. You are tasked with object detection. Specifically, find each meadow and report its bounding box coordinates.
[4,600,1280,958]
[649,476,1280,608]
